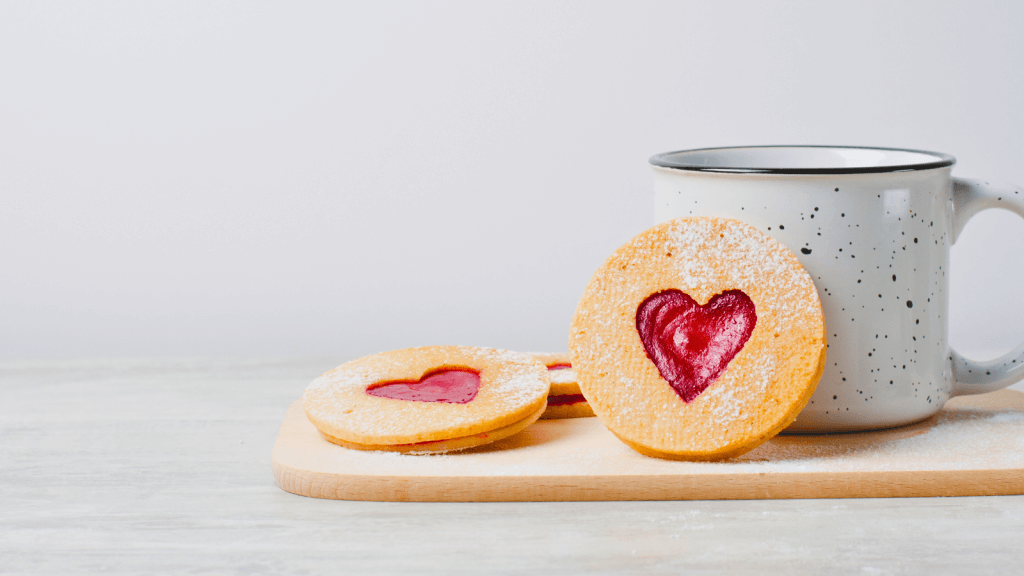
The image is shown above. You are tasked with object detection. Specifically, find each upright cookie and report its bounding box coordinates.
[529,352,596,419]
[569,217,826,460]
[303,346,549,454]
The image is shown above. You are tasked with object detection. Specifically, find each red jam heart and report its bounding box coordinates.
[366,368,480,404]
[635,289,756,403]
[547,364,572,370]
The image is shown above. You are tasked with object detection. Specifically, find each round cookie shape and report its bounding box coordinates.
[529,352,596,419]
[569,217,826,460]
[303,346,549,450]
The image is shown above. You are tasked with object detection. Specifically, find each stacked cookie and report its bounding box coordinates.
[303,346,551,454]
[529,352,595,420]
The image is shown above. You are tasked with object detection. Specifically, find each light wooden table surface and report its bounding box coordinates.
[3,357,1023,574]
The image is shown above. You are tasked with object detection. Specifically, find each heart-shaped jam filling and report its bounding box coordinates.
[547,364,572,370]
[635,289,756,402]
[366,368,480,404]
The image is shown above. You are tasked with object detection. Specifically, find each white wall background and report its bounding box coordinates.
[2,1,1023,360]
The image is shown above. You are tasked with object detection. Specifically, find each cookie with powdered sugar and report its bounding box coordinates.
[303,346,549,454]
[569,217,826,460]
[528,352,596,419]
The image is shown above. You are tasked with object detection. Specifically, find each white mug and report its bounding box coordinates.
[650,146,1024,432]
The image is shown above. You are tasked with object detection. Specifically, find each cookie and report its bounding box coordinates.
[303,346,550,454]
[529,352,596,419]
[569,217,826,460]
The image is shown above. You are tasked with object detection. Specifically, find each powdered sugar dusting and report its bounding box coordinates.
[663,218,818,332]
[302,346,549,444]
[702,384,744,426]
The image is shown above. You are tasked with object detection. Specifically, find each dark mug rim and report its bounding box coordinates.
[649,145,956,175]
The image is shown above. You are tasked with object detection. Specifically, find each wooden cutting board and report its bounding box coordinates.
[272,389,1024,501]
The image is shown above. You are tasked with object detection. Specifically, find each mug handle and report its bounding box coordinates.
[950,177,1024,396]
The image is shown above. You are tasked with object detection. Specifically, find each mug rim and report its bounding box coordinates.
[649,145,956,175]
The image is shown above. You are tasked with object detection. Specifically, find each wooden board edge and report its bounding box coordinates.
[271,459,1024,502]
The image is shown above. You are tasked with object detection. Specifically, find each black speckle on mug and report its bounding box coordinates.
[907,300,913,308]
[801,248,812,254]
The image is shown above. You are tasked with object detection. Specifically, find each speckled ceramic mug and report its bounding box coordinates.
[651,145,1024,432]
